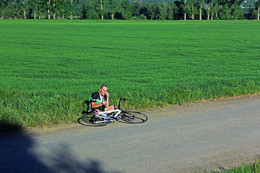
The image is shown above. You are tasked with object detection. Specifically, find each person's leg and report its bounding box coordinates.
[106,105,115,111]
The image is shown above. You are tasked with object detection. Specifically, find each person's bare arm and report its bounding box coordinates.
[105,92,110,108]
[91,102,105,109]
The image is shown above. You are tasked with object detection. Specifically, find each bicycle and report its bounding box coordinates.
[81,98,148,126]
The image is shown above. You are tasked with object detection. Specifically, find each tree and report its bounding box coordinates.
[69,0,77,19]
[214,0,219,19]
[55,0,68,19]
[46,0,51,19]
[220,3,231,19]
[204,0,215,20]
[28,0,42,19]
[205,1,210,20]
[3,1,19,18]
[232,3,243,19]
[166,0,173,20]
[158,2,167,20]
[140,3,152,19]
[131,1,141,18]
[166,0,178,20]
[151,2,160,20]
[80,3,87,18]
[0,0,9,17]
[100,0,103,19]
[85,0,100,19]
[37,0,45,19]
[256,0,260,20]
[198,0,204,20]
[183,0,187,20]
[210,0,214,20]
[119,0,131,19]
[108,0,116,19]
[187,0,197,20]
[21,0,27,19]
[217,0,243,20]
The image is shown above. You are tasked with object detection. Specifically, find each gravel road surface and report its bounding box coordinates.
[0,95,260,173]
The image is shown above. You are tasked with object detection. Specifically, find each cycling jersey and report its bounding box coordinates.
[89,92,107,111]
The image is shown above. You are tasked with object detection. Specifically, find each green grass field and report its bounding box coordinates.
[0,20,259,128]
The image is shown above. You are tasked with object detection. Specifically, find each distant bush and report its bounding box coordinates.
[139,14,147,20]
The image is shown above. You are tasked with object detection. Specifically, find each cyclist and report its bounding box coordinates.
[89,85,115,114]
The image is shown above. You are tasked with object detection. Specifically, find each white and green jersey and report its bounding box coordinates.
[89,92,107,110]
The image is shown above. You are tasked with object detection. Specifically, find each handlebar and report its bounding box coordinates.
[120,98,126,102]
[118,98,127,110]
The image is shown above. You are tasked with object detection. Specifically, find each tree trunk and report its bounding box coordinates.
[192,5,194,20]
[184,0,187,20]
[34,10,36,19]
[211,1,213,20]
[110,0,114,20]
[62,9,65,19]
[257,7,260,20]
[23,2,26,19]
[24,9,26,19]
[207,9,210,20]
[48,9,50,19]
[101,0,103,20]
[53,0,56,19]
[199,4,202,20]
[70,0,73,19]
[48,0,51,19]
[215,2,218,18]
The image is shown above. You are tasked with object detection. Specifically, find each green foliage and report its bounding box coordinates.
[0,20,259,127]
[0,0,257,20]
[119,0,132,19]
[139,14,147,20]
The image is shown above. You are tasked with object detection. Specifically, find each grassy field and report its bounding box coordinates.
[0,20,259,128]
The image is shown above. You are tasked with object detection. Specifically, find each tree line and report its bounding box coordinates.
[0,0,259,20]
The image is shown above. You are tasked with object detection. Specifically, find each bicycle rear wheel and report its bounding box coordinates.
[81,113,108,126]
[119,111,148,124]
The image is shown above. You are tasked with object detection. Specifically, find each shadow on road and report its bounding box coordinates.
[0,128,111,173]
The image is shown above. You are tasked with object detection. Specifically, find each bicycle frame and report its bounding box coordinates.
[93,109,122,123]
[84,98,126,124]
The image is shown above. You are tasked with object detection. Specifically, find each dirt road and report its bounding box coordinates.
[0,95,260,173]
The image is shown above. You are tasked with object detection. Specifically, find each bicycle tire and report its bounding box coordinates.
[81,113,108,126]
[119,111,148,124]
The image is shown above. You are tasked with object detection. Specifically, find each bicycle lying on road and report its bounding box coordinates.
[81,98,148,126]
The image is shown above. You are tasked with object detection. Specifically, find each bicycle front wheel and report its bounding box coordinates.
[119,111,148,124]
[81,113,108,126]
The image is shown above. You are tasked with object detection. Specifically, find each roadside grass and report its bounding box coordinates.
[0,111,23,132]
[213,160,260,173]
[0,20,259,128]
